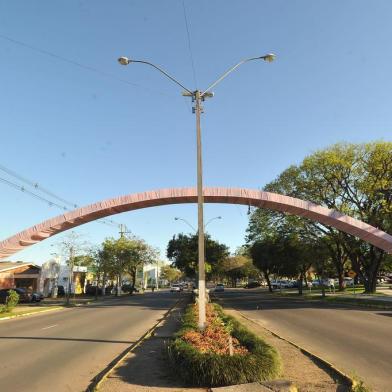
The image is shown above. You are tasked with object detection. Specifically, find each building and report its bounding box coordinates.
[0,261,41,291]
[39,259,61,297]
[141,261,165,288]
[58,265,88,294]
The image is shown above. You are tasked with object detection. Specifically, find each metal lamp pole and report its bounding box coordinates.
[118,53,275,329]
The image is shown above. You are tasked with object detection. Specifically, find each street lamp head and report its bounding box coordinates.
[118,56,131,66]
[262,53,276,62]
[174,217,179,221]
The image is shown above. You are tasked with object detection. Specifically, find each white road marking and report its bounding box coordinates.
[41,324,58,330]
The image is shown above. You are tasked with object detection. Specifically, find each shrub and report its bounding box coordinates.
[3,290,19,313]
[167,303,281,387]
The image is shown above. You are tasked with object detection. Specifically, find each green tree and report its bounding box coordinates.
[101,236,158,295]
[73,255,94,267]
[160,265,182,283]
[217,255,254,287]
[167,233,229,278]
[251,142,392,293]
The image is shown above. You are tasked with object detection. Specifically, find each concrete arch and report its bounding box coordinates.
[1,187,392,259]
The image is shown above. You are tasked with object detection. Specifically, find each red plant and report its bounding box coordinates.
[182,304,249,355]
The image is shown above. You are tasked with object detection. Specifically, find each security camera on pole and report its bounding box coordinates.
[117,53,275,330]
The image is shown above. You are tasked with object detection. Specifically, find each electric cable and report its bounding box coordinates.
[181,0,198,89]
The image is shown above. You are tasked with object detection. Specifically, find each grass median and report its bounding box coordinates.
[0,305,63,319]
[167,302,281,387]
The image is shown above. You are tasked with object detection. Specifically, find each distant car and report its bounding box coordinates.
[271,280,293,289]
[343,277,354,286]
[170,284,182,292]
[121,284,139,294]
[214,284,225,292]
[245,281,261,289]
[31,292,44,302]
[0,288,32,304]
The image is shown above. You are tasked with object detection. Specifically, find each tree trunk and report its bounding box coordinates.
[131,269,137,290]
[264,272,273,293]
[337,270,345,291]
[363,250,384,293]
[117,274,122,296]
[102,273,106,297]
[298,272,303,296]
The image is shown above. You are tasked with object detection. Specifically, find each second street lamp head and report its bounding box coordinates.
[262,53,276,62]
[118,56,131,65]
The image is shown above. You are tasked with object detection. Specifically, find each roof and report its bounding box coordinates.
[0,262,39,273]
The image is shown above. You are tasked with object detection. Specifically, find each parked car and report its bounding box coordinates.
[343,277,354,286]
[121,284,139,294]
[245,281,261,289]
[31,292,44,302]
[0,288,32,304]
[214,284,225,292]
[170,284,182,292]
[271,280,293,289]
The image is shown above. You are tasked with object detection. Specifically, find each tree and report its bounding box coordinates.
[249,239,279,292]
[54,231,89,304]
[73,255,94,267]
[167,233,229,278]
[160,265,182,283]
[101,236,158,295]
[252,142,392,293]
[218,255,254,287]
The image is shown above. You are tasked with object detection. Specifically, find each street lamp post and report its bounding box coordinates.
[118,53,275,329]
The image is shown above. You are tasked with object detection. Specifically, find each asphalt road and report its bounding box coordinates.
[215,289,392,392]
[0,291,184,392]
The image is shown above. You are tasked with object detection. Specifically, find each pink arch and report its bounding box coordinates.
[1,187,392,259]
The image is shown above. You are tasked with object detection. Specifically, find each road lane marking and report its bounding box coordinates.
[42,324,58,330]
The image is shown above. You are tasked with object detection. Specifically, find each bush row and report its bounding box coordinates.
[167,303,281,387]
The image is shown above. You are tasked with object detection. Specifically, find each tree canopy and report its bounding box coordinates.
[167,233,230,278]
[247,142,392,293]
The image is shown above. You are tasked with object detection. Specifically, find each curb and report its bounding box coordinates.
[233,309,358,390]
[0,306,64,321]
[86,296,187,392]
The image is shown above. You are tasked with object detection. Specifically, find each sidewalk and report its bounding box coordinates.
[99,299,206,392]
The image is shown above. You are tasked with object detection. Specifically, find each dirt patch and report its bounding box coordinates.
[224,309,350,392]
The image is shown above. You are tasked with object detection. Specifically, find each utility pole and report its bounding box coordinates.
[117,224,132,296]
[119,224,132,238]
[66,246,75,306]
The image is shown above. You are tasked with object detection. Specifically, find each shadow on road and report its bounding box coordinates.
[0,336,134,344]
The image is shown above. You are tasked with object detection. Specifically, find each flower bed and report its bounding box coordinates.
[167,303,281,387]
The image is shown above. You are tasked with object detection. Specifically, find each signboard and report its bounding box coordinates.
[73,266,87,273]
[348,270,357,278]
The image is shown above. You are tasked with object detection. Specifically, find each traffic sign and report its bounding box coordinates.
[348,270,357,278]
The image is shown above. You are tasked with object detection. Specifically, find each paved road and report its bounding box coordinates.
[0,291,184,392]
[215,289,392,392]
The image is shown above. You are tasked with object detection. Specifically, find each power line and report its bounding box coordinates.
[0,172,120,229]
[0,163,77,208]
[181,0,198,88]
[0,33,172,97]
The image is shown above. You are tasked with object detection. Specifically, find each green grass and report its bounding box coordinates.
[167,303,281,387]
[0,306,62,319]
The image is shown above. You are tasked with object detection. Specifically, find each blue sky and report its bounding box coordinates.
[1,0,391,264]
